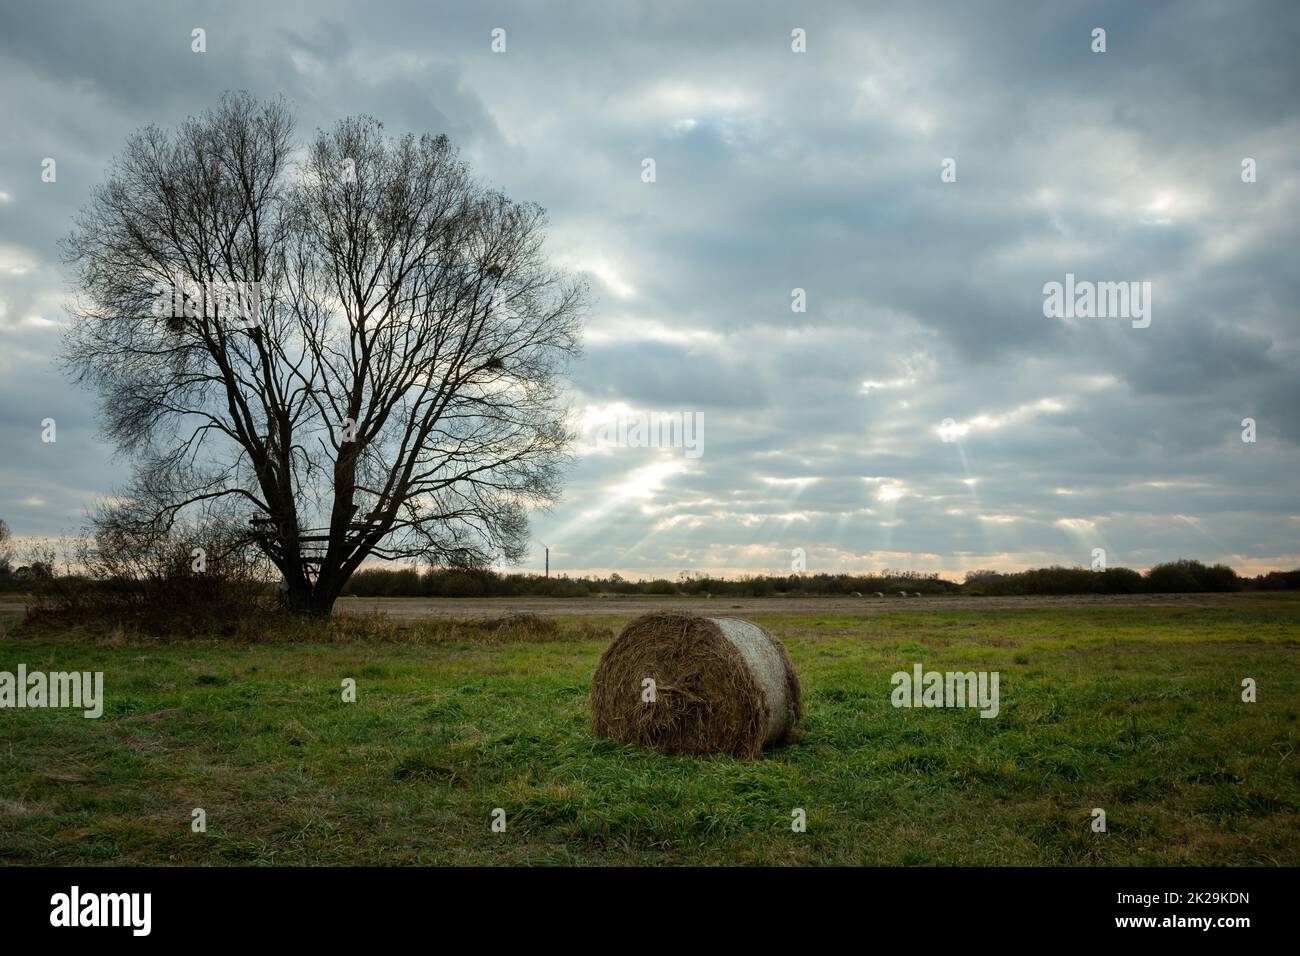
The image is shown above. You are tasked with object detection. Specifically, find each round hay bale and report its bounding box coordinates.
[590,612,802,759]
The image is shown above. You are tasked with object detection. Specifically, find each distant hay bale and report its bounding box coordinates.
[590,612,802,759]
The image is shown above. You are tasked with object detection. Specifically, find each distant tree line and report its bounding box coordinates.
[0,520,54,591]
[335,559,1300,598]
[961,560,1244,595]
[339,567,961,598]
[3,510,1297,604]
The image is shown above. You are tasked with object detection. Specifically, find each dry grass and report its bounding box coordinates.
[1,600,1296,865]
[14,606,611,647]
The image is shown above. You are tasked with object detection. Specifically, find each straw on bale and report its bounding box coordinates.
[590,612,802,759]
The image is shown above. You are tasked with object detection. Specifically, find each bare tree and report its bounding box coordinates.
[61,93,586,614]
[0,518,12,577]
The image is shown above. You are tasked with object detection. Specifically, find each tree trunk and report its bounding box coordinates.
[284,579,315,615]
[284,583,340,617]
[310,580,341,616]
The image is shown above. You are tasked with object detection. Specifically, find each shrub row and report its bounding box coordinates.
[336,559,1296,598]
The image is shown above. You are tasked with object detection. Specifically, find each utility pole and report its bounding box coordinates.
[545,547,549,578]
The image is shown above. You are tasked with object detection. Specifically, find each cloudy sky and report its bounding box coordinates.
[1,0,1298,579]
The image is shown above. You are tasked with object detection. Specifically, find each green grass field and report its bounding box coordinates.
[2,599,1297,865]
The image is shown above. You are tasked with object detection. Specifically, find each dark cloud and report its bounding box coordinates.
[1,0,1297,575]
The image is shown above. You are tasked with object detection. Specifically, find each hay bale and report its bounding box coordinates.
[590,612,802,759]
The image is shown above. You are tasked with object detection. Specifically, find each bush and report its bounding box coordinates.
[25,512,276,637]
[1200,563,1240,592]
[1146,559,1238,593]
[437,571,485,598]
[1100,567,1144,593]
[1146,560,1203,593]
[1252,569,1300,590]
